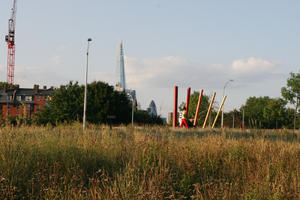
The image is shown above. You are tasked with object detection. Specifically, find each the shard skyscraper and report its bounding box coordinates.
[115,41,136,100]
[119,41,126,90]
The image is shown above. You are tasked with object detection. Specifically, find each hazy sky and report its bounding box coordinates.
[0,1,299,117]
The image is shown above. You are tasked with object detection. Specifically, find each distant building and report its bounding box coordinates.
[0,84,54,119]
[114,41,137,102]
[117,41,126,91]
[147,100,157,117]
[114,86,136,101]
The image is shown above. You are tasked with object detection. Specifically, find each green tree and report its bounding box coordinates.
[281,71,300,130]
[36,81,131,125]
[223,109,243,128]
[284,108,297,129]
[241,96,270,128]
[241,96,287,129]
[134,110,164,125]
[0,82,9,89]
[86,81,131,124]
[263,98,287,129]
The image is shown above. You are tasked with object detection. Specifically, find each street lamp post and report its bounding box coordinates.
[242,108,245,129]
[232,112,235,128]
[221,79,233,128]
[83,38,92,130]
[128,93,135,126]
[131,98,134,126]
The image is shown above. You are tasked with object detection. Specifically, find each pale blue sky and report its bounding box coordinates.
[0,1,299,117]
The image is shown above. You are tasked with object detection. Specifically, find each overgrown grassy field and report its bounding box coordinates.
[0,124,299,199]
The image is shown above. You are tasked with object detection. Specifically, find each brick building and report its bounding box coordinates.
[0,85,54,119]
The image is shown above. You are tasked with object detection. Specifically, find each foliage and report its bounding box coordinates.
[36,81,131,125]
[179,91,212,125]
[0,82,9,89]
[285,108,300,129]
[241,96,288,129]
[0,125,300,199]
[134,110,164,125]
[85,81,131,124]
[263,98,287,128]
[230,72,300,129]
[41,81,84,124]
[223,109,243,128]
[241,96,270,128]
[281,71,300,130]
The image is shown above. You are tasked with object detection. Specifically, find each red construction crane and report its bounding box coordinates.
[5,0,17,85]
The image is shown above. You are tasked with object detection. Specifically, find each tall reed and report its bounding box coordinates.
[0,124,299,199]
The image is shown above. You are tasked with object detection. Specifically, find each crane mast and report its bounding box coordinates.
[5,0,17,85]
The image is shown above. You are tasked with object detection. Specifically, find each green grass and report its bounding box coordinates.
[0,124,299,199]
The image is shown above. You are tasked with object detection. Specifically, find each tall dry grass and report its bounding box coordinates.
[0,124,299,199]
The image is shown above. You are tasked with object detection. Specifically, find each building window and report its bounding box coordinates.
[7,105,10,110]
[25,96,32,102]
[17,105,20,110]
[36,105,40,111]
[8,96,12,101]
[37,96,40,101]
[17,96,21,101]
[26,104,30,111]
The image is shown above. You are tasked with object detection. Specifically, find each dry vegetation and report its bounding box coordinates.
[0,124,299,199]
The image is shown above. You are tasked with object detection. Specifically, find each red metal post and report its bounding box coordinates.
[193,89,203,126]
[173,86,178,127]
[185,87,191,116]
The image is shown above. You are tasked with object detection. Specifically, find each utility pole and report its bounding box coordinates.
[127,93,135,126]
[83,38,92,130]
[221,79,233,128]
[242,109,245,129]
[232,112,235,128]
[131,97,135,126]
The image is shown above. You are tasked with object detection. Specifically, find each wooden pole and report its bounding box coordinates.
[193,89,203,126]
[202,92,216,128]
[212,95,227,128]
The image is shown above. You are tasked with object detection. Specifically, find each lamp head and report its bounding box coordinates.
[88,38,92,42]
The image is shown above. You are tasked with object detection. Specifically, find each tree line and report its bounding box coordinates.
[0,81,163,126]
[0,71,298,129]
[178,71,300,129]
[36,81,163,125]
